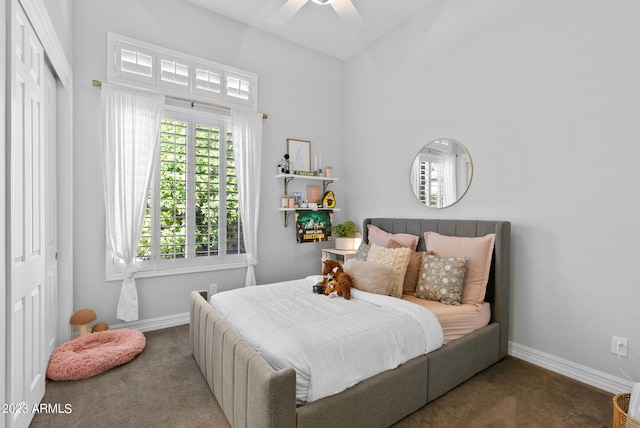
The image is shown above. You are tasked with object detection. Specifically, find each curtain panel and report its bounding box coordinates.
[231,109,263,287]
[101,83,165,322]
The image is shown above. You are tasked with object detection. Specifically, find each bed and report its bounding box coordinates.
[190,218,511,428]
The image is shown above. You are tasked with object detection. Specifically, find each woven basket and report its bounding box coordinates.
[613,393,640,428]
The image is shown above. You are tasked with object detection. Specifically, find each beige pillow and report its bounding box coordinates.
[343,259,396,296]
[387,239,427,294]
[424,232,496,305]
[367,224,419,251]
[367,243,412,298]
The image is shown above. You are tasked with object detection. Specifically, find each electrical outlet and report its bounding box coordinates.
[209,283,218,297]
[611,335,628,358]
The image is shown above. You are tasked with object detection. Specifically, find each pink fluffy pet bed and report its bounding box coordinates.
[47,329,146,381]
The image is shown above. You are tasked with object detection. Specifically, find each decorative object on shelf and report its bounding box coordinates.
[314,154,322,173]
[329,220,361,250]
[293,192,303,207]
[294,170,315,176]
[307,185,321,203]
[281,195,289,208]
[287,138,311,172]
[325,166,333,178]
[295,210,332,243]
[277,154,290,174]
[321,190,336,208]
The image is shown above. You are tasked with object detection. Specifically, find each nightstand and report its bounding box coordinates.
[321,248,356,269]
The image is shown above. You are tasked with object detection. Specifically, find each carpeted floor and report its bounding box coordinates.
[31,324,613,428]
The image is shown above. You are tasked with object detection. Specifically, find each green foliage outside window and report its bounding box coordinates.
[137,118,243,263]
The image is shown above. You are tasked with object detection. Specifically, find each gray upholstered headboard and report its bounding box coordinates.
[362,218,511,358]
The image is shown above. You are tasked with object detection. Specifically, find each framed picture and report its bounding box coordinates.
[287,138,311,172]
[295,210,332,243]
[307,185,321,204]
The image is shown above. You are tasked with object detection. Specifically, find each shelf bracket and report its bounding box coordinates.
[283,176,295,195]
[322,179,334,194]
[283,210,293,227]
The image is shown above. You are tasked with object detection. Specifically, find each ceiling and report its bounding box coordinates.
[182,0,429,61]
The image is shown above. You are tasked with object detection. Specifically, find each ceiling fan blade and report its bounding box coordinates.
[331,0,364,29]
[269,0,309,26]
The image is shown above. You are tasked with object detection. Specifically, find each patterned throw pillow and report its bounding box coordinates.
[416,254,469,305]
[367,243,412,298]
[387,239,430,294]
[354,242,370,261]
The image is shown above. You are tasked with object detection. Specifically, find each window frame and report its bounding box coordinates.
[105,104,247,281]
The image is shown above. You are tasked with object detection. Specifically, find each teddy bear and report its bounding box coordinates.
[317,259,352,300]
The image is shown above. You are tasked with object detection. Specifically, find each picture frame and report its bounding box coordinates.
[287,138,311,172]
[295,210,332,243]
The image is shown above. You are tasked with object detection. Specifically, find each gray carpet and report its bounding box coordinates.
[31,325,613,427]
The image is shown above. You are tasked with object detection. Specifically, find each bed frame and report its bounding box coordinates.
[190,218,510,428]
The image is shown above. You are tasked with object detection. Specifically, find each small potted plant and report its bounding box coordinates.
[329,220,361,251]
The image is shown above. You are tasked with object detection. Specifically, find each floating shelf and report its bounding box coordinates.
[277,174,339,227]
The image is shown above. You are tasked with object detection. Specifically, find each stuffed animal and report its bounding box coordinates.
[318,259,352,300]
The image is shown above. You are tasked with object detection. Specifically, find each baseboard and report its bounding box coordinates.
[110,312,190,333]
[509,341,633,394]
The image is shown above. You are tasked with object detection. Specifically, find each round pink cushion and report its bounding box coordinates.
[47,329,146,381]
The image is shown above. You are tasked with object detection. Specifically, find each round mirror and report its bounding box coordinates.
[410,138,473,208]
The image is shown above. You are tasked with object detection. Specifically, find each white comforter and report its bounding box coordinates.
[210,276,444,404]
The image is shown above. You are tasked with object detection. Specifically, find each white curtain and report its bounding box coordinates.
[231,109,263,287]
[441,153,457,207]
[101,83,165,322]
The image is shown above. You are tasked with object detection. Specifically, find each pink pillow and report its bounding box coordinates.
[424,232,496,305]
[367,224,419,251]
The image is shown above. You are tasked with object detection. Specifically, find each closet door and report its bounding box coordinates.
[8,2,47,426]
[44,61,58,359]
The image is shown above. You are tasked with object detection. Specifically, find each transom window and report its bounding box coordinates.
[109,33,257,111]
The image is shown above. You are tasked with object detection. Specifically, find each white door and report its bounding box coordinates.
[44,63,58,359]
[8,2,47,427]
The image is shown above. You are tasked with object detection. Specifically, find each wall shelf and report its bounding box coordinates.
[277,174,339,227]
[277,173,338,195]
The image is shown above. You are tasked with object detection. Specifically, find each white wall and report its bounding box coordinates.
[345,0,640,385]
[72,0,345,326]
[43,0,73,63]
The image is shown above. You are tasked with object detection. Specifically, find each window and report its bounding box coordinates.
[417,152,444,207]
[108,33,258,111]
[105,33,258,280]
[131,108,245,277]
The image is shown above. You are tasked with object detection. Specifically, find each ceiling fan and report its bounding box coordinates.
[269,0,364,28]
